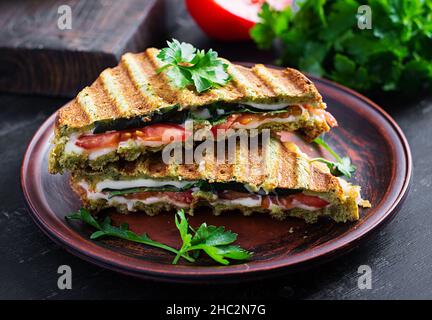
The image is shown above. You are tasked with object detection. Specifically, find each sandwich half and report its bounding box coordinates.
[49,48,337,174]
[70,138,369,224]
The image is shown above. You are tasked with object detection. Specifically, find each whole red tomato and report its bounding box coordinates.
[185,0,291,41]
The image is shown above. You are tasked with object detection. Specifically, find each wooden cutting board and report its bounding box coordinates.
[0,0,165,97]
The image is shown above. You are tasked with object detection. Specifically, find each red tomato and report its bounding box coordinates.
[76,132,120,150]
[305,106,338,127]
[274,196,294,209]
[139,124,187,143]
[292,194,329,208]
[164,191,194,204]
[185,0,291,41]
[126,191,194,204]
[230,111,296,128]
[186,0,292,41]
[126,192,159,200]
[76,124,187,150]
[234,113,263,125]
[261,196,271,209]
[325,111,338,128]
[211,114,240,136]
[265,194,329,209]
[218,190,260,200]
[186,0,260,41]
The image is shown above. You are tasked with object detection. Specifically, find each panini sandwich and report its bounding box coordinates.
[49,40,368,224]
[70,138,369,223]
[49,47,336,174]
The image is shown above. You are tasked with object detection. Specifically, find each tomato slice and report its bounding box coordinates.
[325,111,338,128]
[273,196,294,209]
[76,124,187,150]
[261,196,271,209]
[211,114,240,136]
[168,191,194,204]
[218,190,260,200]
[125,191,159,200]
[262,194,329,209]
[76,132,120,150]
[234,113,263,125]
[231,111,298,128]
[126,191,194,204]
[291,194,329,208]
[138,124,187,143]
[305,105,338,126]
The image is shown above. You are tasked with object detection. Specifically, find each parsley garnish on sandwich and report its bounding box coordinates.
[157,39,231,93]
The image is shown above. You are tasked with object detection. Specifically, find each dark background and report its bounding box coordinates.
[1,1,431,299]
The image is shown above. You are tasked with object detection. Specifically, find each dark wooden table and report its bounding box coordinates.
[1,2,431,300]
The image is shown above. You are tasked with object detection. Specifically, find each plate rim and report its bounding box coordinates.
[20,73,412,283]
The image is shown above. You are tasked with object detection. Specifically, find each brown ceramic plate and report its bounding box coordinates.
[21,72,411,283]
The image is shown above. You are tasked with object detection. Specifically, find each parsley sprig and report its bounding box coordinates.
[251,1,432,96]
[157,39,231,93]
[66,208,252,265]
[66,208,195,262]
[311,136,356,179]
[172,210,252,265]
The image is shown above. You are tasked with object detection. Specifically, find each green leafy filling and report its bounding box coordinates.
[104,181,302,199]
[190,103,291,125]
[93,102,294,134]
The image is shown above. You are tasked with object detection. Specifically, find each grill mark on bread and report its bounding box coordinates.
[277,148,298,189]
[121,53,171,111]
[57,100,90,130]
[88,80,122,120]
[230,64,276,98]
[110,63,151,114]
[261,139,281,190]
[76,88,97,123]
[252,64,286,96]
[100,68,133,117]
[282,68,322,103]
[138,51,179,105]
